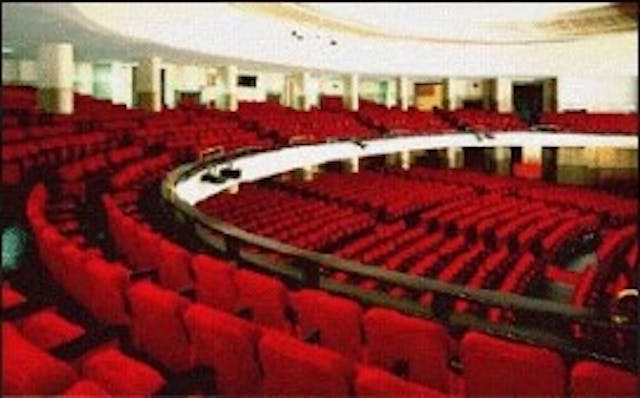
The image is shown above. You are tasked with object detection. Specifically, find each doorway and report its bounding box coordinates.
[160,68,166,109]
[414,83,444,111]
[513,83,543,125]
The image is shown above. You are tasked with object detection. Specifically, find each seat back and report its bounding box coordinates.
[291,289,363,360]
[234,269,291,332]
[259,330,354,395]
[460,332,566,397]
[570,361,637,398]
[363,307,450,392]
[127,282,193,372]
[191,254,237,313]
[184,303,262,395]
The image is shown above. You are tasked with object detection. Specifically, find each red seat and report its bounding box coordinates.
[81,348,165,396]
[82,259,131,325]
[570,361,637,398]
[184,303,262,395]
[191,254,238,313]
[363,308,450,392]
[460,332,566,397]
[355,365,446,397]
[290,289,363,360]
[157,239,193,291]
[259,330,355,395]
[15,309,85,351]
[127,282,193,372]
[2,282,26,310]
[2,323,78,395]
[234,269,292,332]
[63,380,110,396]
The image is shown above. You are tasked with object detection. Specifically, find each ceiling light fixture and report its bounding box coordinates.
[2,46,14,54]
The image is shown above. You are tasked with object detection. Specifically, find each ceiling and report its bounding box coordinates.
[2,2,638,77]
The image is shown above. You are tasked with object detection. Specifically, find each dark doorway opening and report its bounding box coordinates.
[542,147,558,182]
[463,148,486,172]
[160,68,166,109]
[131,66,138,108]
[513,83,544,125]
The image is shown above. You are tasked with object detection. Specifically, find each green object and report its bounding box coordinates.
[2,225,28,271]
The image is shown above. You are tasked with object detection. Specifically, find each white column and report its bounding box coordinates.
[226,183,240,195]
[136,56,162,112]
[219,65,238,111]
[522,145,543,164]
[383,79,395,108]
[74,62,94,95]
[343,157,360,173]
[494,147,511,175]
[302,165,314,181]
[496,77,513,113]
[396,76,409,111]
[343,73,359,111]
[400,150,411,170]
[38,43,74,114]
[296,71,312,111]
[447,147,464,168]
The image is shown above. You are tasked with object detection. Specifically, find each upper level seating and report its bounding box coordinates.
[280,171,474,221]
[238,101,374,143]
[197,184,376,251]
[358,102,455,134]
[448,108,528,131]
[540,111,638,135]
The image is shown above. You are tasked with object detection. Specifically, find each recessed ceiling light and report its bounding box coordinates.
[2,46,14,54]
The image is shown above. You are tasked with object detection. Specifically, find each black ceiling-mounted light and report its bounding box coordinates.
[330,40,337,46]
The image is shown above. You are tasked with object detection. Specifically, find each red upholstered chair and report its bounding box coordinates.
[80,348,166,396]
[258,330,355,395]
[570,361,637,398]
[63,380,110,396]
[184,303,262,395]
[363,307,450,393]
[191,254,238,313]
[460,332,566,397]
[2,323,78,395]
[82,259,131,325]
[127,281,193,372]
[355,365,446,397]
[234,269,292,332]
[2,282,26,310]
[15,309,85,351]
[156,239,193,291]
[290,289,363,360]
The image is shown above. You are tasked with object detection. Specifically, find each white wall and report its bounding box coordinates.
[92,62,133,108]
[557,76,638,112]
[2,59,18,83]
[236,70,285,102]
[447,78,485,109]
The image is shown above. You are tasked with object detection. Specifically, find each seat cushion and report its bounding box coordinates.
[81,348,165,396]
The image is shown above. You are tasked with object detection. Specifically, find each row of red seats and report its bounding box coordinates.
[238,101,374,143]
[198,184,376,251]
[449,108,528,131]
[282,171,475,221]
[359,102,456,134]
[540,112,638,135]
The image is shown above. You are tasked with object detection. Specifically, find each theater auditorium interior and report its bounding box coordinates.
[1,2,639,397]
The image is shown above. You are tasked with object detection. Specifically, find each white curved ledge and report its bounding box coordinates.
[174,132,638,206]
